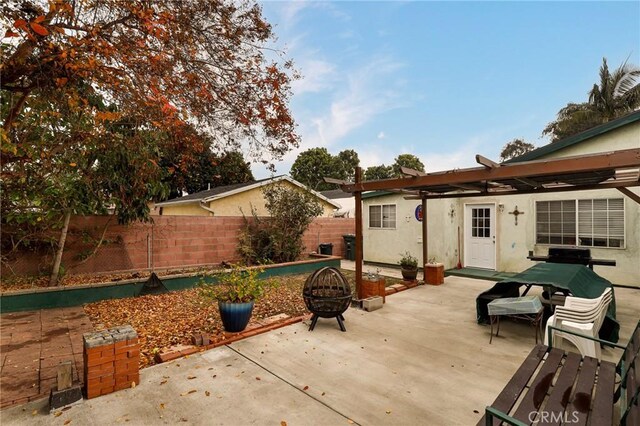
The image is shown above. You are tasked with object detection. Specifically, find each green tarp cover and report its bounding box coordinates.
[499,263,619,342]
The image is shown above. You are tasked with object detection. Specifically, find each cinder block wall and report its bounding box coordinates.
[6,216,355,276]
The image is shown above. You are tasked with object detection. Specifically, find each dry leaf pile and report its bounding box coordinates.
[83,274,311,368]
[0,266,222,293]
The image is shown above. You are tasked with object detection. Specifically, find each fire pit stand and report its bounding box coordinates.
[303,267,352,332]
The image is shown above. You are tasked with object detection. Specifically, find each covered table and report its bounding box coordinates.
[476,263,619,342]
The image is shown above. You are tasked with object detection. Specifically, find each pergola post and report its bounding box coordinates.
[355,167,363,299]
[422,197,428,276]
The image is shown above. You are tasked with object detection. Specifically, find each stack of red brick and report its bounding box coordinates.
[83,325,139,399]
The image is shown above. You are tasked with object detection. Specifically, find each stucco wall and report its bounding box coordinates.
[159,181,336,217]
[160,202,211,216]
[535,123,639,160]
[362,121,640,286]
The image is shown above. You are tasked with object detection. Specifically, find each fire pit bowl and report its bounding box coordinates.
[303,267,352,332]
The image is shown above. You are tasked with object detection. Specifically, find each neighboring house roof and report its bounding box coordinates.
[506,109,640,163]
[361,191,395,200]
[320,189,354,199]
[155,175,341,208]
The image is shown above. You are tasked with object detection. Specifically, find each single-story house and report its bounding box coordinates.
[362,110,640,286]
[321,189,355,217]
[154,175,341,217]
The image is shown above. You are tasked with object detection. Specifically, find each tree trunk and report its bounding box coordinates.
[49,211,71,287]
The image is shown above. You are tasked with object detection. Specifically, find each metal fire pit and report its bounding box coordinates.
[303,267,352,332]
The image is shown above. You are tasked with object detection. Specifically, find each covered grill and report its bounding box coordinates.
[303,267,352,332]
[547,247,591,265]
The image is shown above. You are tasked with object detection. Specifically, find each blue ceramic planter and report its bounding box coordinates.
[218,301,255,332]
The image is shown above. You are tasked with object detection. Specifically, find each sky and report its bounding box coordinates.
[252,1,640,179]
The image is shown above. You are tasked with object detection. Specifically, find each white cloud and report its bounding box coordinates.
[377,131,385,139]
[291,59,336,95]
[304,56,408,148]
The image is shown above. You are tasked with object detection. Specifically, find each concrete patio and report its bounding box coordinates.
[2,275,638,425]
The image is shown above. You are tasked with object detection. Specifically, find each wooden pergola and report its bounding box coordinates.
[327,148,640,298]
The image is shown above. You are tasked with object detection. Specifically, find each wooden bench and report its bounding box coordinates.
[480,320,639,425]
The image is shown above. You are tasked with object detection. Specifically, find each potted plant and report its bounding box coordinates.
[399,252,418,281]
[198,265,266,333]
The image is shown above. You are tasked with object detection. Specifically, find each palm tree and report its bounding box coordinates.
[543,58,640,142]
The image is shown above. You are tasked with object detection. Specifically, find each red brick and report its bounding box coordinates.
[100,386,114,395]
[87,388,101,399]
[114,382,131,391]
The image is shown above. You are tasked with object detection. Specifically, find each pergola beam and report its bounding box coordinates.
[323,177,351,185]
[340,149,640,193]
[514,177,542,188]
[617,187,640,205]
[400,166,427,177]
[419,180,640,199]
[476,154,500,169]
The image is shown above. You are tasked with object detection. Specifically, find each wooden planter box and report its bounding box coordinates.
[425,263,444,285]
[361,277,386,303]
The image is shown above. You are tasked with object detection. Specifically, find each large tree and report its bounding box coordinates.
[499,139,535,162]
[290,147,346,190]
[392,154,425,176]
[336,149,360,181]
[364,164,393,181]
[1,0,298,284]
[164,150,254,197]
[543,58,640,142]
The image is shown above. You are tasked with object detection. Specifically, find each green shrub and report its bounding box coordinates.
[238,184,323,264]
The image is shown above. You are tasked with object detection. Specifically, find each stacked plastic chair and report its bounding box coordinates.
[543,287,613,359]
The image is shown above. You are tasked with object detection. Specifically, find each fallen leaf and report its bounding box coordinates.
[205,391,210,396]
[54,411,62,417]
[159,403,165,409]
[160,380,167,385]
[255,377,261,381]
[188,389,197,394]
[386,410,391,414]
[64,420,71,425]
[212,375,217,378]
[281,422,287,426]
[31,410,37,416]
[187,376,196,380]
[321,392,326,396]
[303,386,309,391]
[347,420,354,424]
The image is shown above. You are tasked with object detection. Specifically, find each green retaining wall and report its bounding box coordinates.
[0,257,340,313]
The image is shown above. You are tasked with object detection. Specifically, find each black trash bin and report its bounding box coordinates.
[342,234,356,260]
[318,243,334,255]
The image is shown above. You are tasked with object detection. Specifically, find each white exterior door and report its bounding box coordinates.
[464,204,496,270]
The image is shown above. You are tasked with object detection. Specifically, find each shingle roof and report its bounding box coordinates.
[155,175,341,208]
[320,189,354,199]
[506,109,640,163]
[162,176,278,204]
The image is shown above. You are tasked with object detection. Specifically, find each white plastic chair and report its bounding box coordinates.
[543,287,613,359]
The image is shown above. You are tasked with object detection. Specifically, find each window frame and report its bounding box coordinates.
[535,198,625,249]
[368,203,397,230]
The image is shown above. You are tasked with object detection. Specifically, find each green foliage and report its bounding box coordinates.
[238,184,323,264]
[392,154,425,176]
[499,139,536,162]
[163,150,254,197]
[364,164,393,180]
[336,149,360,181]
[399,251,418,269]
[198,265,266,303]
[544,58,640,142]
[290,147,346,190]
